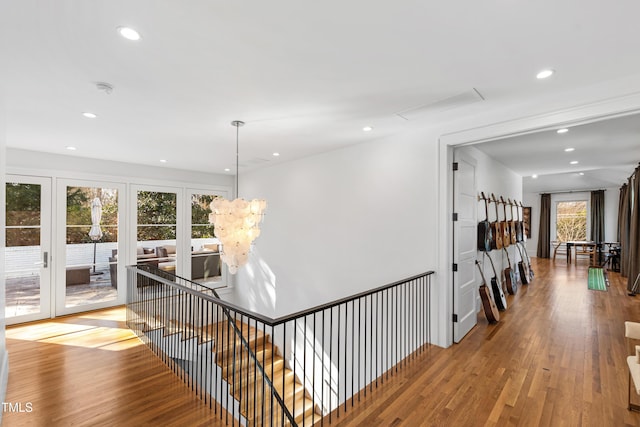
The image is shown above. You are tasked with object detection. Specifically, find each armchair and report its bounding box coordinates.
[625,321,640,411]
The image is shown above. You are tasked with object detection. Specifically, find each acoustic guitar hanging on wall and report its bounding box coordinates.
[505,197,517,245]
[477,192,493,252]
[496,194,511,248]
[512,199,524,243]
[489,194,503,250]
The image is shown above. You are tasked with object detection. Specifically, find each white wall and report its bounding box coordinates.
[0,91,8,417]
[236,127,438,318]
[522,192,540,256]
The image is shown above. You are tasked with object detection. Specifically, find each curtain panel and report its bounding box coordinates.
[537,193,551,258]
[590,190,605,243]
[620,183,631,277]
[628,167,640,292]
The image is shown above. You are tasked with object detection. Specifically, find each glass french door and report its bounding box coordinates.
[5,175,52,324]
[189,190,225,286]
[55,179,124,316]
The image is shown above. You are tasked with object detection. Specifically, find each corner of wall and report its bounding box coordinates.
[0,93,8,414]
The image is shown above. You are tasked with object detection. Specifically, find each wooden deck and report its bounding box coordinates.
[4,257,640,426]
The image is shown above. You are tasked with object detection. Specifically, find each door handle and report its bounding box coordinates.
[43,251,48,268]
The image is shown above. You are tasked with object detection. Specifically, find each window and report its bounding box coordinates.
[556,201,587,241]
[136,190,178,275]
[190,193,222,285]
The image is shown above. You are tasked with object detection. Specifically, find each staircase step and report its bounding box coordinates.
[222,348,274,380]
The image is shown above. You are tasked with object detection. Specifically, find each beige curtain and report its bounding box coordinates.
[590,190,605,243]
[537,193,551,258]
[628,167,640,292]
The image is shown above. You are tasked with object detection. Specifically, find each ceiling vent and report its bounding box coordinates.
[395,88,485,121]
[239,157,271,167]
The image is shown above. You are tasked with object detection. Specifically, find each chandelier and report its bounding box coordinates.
[208,120,267,274]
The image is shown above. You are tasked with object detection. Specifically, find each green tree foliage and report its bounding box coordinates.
[191,194,215,238]
[137,191,177,241]
[66,187,119,243]
[6,183,41,246]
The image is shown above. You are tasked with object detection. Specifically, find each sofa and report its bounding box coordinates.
[109,247,159,287]
[156,244,221,280]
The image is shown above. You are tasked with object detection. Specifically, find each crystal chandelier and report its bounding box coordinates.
[208,121,267,274]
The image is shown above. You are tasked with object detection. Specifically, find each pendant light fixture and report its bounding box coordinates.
[208,120,267,274]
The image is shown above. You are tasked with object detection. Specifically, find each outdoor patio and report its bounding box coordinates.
[5,267,116,318]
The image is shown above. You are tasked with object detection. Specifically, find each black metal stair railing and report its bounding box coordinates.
[127,264,434,426]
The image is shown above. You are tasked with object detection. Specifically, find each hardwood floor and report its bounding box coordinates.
[4,258,640,426]
[329,258,640,426]
[3,307,227,427]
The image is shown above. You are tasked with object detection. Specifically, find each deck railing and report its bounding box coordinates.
[127,265,434,426]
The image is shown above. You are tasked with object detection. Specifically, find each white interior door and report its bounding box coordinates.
[453,151,477,343]
[5,175,52,325]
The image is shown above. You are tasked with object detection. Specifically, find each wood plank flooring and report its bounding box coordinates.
[3,308,228,427]
[4,258,640,426]
[328,258,640,426]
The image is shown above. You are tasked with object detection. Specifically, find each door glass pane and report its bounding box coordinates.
[137,190,177,278]
[191,194,221,285]
[65,186,118,308]
[5,182,43,317]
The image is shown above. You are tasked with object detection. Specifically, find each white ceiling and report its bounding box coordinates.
[473,112,640,193]
[2,1,640,182]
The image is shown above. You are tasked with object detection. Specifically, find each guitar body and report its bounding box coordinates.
[477,194,493,252]
[491,274,507,311]
[479,285,500,323]
[499,196,511,247]
[477,221,493,252]
[504,266,516,294]
[490,195,503,250]
[500,222,511,248]
[518,261,530,285]
[476,260,499,323]
[491,222,503,250]
[516,243,531,285]
[515,221,524,243]
[520,242,535,283]
[508,199,518,244]
[486,253,507,310]
[503,248,518,295]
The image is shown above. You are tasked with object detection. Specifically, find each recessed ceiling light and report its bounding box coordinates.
[159,159,167,163]
[117,26,141,41]
[363,126,373,132]
[578,172,585,176]
[532,174,538,179]
[564,147,575,152]
[224,168,231,172]
[570,161,579,165]
[536,69,555,79]
[66,146,77,151]
[272,152,280,157]
[557,128,569,134]
[82,112,97,119]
